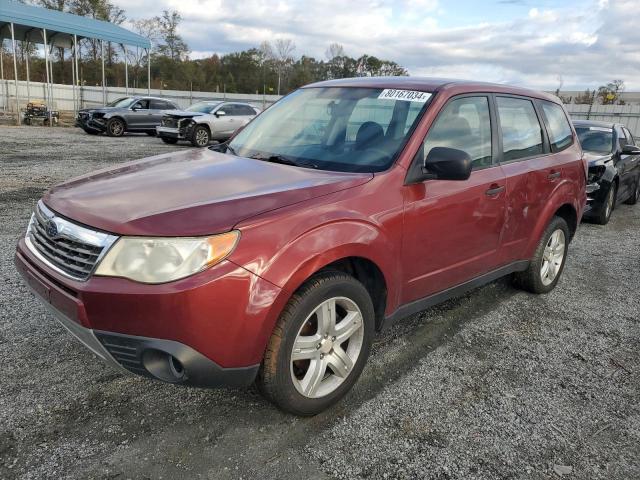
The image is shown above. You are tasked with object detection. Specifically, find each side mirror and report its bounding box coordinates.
[621,144,640,155]
[215,110,227,117]
[424,147,472,181]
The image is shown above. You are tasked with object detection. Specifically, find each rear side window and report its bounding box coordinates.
[422,96,493,170]
[497,97,544,162]
[235,105,257,116]
[541,101,573,151]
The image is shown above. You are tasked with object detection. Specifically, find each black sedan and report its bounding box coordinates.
[575,120,640,224]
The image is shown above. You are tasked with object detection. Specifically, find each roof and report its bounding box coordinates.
[573,119,617,129]
[0,0,150,48]
[305,76,560,103]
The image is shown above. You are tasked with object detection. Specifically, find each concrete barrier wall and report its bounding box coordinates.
[0,79,282,112]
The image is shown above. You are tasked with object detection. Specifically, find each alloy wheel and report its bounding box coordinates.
[110,121,123,136]
[195,128,209,146]
[290,297,364,398]
[540,229,566,286]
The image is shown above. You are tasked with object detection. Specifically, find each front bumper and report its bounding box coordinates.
[156,126,187,139]
[15,239,281,387]
[76,116,106,133]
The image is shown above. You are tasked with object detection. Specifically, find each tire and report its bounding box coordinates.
[106,118,125,137]
[83,128,99,135]
[593,183,616,225]
[624,175,640,205]
[23,117,31,126]
[513,216,570,294]
[161,136,178,144]
[257,271,375,416]
[190,124,210,147]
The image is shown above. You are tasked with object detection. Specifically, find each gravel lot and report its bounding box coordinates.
[1,126,638,479]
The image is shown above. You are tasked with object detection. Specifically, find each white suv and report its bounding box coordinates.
[156,101,261,147]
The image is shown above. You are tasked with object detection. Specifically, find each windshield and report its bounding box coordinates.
[106,97,136,108]
[576,126,614,154]
[187,102,220,113]
[227,87,431,172]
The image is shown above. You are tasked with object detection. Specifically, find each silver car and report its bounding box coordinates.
[156,101,261,147]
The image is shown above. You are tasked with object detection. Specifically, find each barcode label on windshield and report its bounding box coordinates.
[378,89,432,103]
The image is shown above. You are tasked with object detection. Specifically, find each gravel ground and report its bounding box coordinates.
[1,126,639,479]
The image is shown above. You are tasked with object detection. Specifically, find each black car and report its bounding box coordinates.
[76,96,179,137]
[575,120,640,224]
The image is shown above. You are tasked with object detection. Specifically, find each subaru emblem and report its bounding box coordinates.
[46,219,59,238]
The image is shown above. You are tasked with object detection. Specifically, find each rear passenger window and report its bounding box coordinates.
[236,105,257,116]
[422,96,492,170]
[497,97,544,162]
[541,102,573,151]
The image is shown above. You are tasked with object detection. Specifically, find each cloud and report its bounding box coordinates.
[115,0,640,89]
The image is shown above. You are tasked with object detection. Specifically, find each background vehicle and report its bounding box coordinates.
[76,96,179,137]
[156,101,260,147]
[17,78,585,416]
[574,120,640,224]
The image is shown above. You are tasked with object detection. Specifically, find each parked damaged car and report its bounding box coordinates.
[76,96,179,137]
[155,101,261,147]
[574,120,640,224]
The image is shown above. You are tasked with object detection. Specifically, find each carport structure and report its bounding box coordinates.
[0,0,151,124]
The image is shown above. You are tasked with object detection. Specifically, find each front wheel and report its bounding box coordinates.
[624,175,640,205]
[106,118,125,137]
[593,184,616,225]
[513,216,570,294]
[257,272,374,416]
[190,124,210,147]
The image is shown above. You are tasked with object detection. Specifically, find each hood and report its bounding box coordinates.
[79,107,121,115]
[43,149,372,236]
[583,151,613,166]
[163,110,205,118]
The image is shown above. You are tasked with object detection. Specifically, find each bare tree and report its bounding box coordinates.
[128,18,161,88]
[273,38,295,95]
[156,10,190,61]
[325,43,345,61]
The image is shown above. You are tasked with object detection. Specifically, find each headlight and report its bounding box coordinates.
[95,231,240,283]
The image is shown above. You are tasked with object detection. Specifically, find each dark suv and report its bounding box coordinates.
[574,120,640,224]
[76,96,179,137]
[17,78,586,415]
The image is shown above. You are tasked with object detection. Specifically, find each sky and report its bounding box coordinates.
[114,0,640,90]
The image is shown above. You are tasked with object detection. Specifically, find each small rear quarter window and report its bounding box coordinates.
[541,101,573,152]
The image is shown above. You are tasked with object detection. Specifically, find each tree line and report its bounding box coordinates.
[0,0,407,96]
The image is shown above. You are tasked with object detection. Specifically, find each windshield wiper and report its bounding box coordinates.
[249,154,318,169]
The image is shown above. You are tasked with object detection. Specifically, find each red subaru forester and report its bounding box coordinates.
[16,78,586,415]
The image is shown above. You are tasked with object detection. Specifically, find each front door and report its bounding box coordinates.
[402,95,507,303]
[126,99,150,129]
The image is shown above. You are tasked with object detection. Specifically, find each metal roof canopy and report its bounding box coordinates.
[0,0,150,48]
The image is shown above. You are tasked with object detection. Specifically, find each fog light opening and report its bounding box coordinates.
[142,349,186,383]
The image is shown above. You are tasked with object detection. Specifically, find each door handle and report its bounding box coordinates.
[485,184,505,196]
[548,170,561,180]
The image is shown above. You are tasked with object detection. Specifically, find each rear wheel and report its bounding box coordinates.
[161,136,178,144]
[624,175,640,205]
[257,271,374,416]
[190,124,210,147]
[513,216,569,294]
[106,118,125,137]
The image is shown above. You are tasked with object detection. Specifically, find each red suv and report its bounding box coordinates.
[16,78,586,415]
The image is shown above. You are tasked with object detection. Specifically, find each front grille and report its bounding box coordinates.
[78,112,90,121]
[26,202,118,281]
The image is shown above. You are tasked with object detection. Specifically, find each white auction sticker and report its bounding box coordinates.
[378,89,432,103]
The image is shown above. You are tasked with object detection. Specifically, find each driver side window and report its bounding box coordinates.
[133,100,149,110]
[422,96,493,170]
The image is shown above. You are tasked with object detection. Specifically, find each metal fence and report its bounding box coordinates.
[564,104,640,137]
[0,79,282,112]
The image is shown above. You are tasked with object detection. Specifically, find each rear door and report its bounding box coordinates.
[148,100,174,128]
[401,95,507,303]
